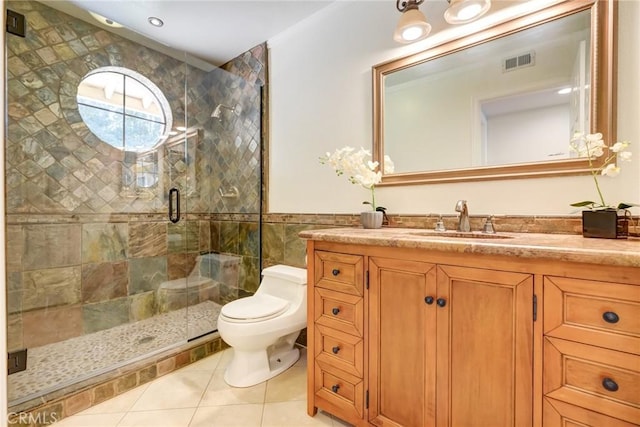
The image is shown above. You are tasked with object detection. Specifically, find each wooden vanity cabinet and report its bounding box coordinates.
[368,258,533,427]
[309,250,366,425]
[306,239,640,427]
[307,241,534,427]
[542,276,640,427]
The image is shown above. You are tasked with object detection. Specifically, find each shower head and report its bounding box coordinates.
[211,104,235,119]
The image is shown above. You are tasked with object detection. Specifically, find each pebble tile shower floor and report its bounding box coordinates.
[8,301,222,405]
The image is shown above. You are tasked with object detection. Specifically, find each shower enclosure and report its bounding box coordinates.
[4,0,262,409]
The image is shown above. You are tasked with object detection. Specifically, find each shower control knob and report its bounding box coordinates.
[332,307,340,315]
[332,346,340,354]
[331,384,340,393]
[332,269,340,276]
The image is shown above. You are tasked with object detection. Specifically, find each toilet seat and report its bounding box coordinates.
[220,294,290,323]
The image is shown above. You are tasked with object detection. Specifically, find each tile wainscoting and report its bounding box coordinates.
[259,212,589,273]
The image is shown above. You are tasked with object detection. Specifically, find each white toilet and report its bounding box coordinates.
[217,264,307,387]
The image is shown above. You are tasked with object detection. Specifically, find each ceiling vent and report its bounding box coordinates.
[502,51,535,72]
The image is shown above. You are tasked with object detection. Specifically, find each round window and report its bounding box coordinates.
[76,66,172,152]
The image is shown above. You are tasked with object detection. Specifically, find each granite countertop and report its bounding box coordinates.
[299,227,640,268]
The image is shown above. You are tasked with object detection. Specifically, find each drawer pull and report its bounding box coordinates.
[602,311,619,324]
[332,269,340,276]
[425,296,434,305]
[331,384,340,393]
[437,298,447,307]
[332,307,340,315]
[332,346,340,354]
[602,377,619,392]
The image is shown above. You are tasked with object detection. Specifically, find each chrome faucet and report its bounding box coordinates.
[455,200,470,232]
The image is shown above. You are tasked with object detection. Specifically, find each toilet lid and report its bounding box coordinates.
[221,294,290,322]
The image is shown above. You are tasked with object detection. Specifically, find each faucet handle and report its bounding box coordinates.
[482,215,496,234]
[435,215,446,232]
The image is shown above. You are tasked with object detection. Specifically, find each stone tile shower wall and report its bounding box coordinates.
[5,1,262,353]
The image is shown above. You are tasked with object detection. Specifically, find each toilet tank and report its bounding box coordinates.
[198,253,241,286]
[257,265,307,302]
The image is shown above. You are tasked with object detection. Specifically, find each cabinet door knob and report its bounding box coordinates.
[332,269,340,276]
[331,384,340,393]
[602,377,619,392]
[332,307,340,315]
[332,346,340,354]
[425,296,434,305]
[437,298,447,307]
[602,311,619,324]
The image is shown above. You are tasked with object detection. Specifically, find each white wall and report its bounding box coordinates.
[268,0,640,216]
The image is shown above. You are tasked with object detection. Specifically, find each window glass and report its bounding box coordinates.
[76,67,172,152]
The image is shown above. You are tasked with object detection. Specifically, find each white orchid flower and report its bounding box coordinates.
[320,146,394,211]
[601,163,620,177]
[569,133,635,210]
[611,141,630,152]
[618,151,632,162]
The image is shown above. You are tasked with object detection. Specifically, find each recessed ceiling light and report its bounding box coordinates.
[148,17,164,27]
[89,11,123,28]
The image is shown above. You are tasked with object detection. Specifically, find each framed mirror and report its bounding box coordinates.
[373,0,616,185]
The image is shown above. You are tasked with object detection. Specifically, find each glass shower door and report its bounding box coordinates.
[4,0,194,406]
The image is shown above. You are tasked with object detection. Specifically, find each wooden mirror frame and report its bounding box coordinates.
[373,0,617,186]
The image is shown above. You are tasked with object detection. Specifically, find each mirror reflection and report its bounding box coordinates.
[384,10,590,173]
[374,0,615,185]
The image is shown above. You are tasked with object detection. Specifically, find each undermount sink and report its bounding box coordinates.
[407,230,513,239]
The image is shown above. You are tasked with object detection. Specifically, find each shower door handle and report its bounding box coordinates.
[169,188,180,223]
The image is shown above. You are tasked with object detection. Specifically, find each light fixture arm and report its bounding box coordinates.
[396,0,424,13]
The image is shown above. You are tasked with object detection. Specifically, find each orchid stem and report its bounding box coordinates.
[591,169,607,208]
[370,187,376,211]
[586,141,608,209]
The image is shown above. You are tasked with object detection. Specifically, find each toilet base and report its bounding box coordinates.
[223,336,301,387]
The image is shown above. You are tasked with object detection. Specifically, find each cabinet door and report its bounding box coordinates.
[368,257,437,427]
[436,265,534,427]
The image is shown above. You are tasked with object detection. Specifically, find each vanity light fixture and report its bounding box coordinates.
[394,0,432,44]
[394,0,491,43]
[148,16,164,27]
[444,0,492,24]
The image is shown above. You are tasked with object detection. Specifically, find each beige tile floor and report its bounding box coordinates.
[54,347,350,427]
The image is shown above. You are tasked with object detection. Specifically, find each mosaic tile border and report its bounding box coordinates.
[261,212,589,234]
[8,335,229,426]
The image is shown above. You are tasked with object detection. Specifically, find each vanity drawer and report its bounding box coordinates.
[544,276,640,354]
[314,361,364,422]
[314,251,364,296]
[314,324,364,378]
[314,287,364,337]
[543,337,640,425]
[543,397,638,427]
